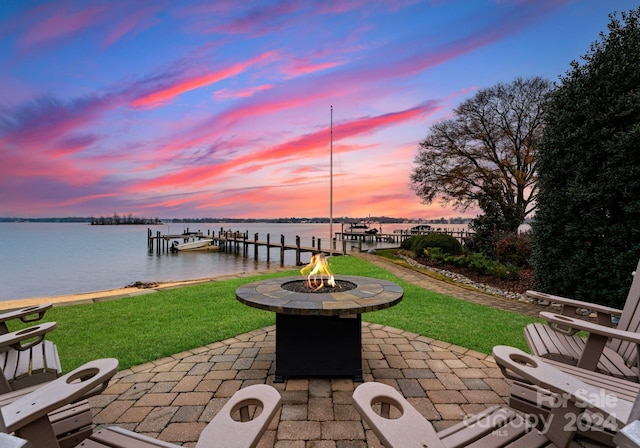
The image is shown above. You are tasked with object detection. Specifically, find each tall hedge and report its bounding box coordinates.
[531,8,640,308]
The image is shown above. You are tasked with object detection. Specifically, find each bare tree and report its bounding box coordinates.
[411,76,551,232]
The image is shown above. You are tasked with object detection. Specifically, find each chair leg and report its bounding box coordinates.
[15,416,57,448]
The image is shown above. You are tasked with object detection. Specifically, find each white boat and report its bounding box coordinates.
[409,224,432,234]
[171,238,218,251]
[345,221,379,234]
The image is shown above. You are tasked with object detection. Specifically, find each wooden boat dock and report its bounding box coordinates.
[148,228,347,265]
[335,228,471,245]
[148,226,472,265]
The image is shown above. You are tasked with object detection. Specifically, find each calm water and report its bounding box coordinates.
[0,221,443,301]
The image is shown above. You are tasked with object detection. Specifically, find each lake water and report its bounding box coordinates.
[1,221,467,302]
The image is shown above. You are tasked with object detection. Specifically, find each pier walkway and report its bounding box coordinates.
[148,228,347,264]
[147,227,473,265]
[84,252,556,447]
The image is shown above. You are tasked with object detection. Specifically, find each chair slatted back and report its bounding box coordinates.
[609,258,640,366]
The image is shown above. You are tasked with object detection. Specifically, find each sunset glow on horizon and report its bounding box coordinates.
[0,0,633,220]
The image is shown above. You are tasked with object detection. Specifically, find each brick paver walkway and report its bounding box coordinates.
[89,323,509,447]
[354,252,543,319]
[86,252,550,447]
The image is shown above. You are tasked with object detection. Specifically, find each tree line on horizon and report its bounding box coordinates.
[0,216,473,225]
[90,214,161,225]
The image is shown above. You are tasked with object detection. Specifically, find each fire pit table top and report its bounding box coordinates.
[235,275,403,316]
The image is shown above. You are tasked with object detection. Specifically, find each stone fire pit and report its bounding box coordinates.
[236,275,403,381]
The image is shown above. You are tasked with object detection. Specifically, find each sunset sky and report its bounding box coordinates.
[0,1,634,220]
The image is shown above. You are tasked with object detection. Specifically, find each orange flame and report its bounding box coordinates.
[300,253,336,290]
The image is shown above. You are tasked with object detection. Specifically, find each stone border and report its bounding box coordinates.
[396,254,534,304]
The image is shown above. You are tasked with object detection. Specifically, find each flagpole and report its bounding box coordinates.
[330,105,333,257]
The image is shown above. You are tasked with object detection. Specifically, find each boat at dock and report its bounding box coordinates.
[345,221,379,235]
[409,224,433,234]
[171,238,219,252]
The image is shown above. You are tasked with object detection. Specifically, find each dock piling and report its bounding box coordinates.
[254,233,259,260]
[267,234,270,262]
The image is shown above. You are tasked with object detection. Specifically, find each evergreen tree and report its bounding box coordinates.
[532,7,640,307]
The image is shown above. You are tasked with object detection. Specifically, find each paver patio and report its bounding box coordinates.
[86,253,549,447]
[88,323,510,447]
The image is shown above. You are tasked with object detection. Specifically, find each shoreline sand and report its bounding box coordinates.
[0,267,294,311]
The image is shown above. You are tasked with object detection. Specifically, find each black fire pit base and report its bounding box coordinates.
[274,313,363,383]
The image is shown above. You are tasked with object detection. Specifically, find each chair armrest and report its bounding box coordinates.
[0,322,57,352]
[352,382,446,448]
[528,290,621,324]
[0,434,32,448]
[0,304,52,324]
[196,384,282,448]
[492,345,632,425]
[540,312,640,344]
[1,358,119,433]
[616,420,640,448]
[0,304,52,334]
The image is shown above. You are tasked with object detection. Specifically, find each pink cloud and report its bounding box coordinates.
[176,1,551,151]
[19,3,110,52]
[48,134,100,158]
[131,97,436,194]
[316,0,420,15]
[142,191,214,210]
[213,84,274,100]
[0,0,577,220]
[0,93,124,195]
[195,184,316,214]
[56,192,118,207]
[226,103,436,174]
[0,149,106,186]
[309,1,570,88]
[128,102,437,193]
[211,1,303,35]
[129,51,277,108]
[0,94,119,154]
[130,0,559,166]
[151,90,332,158]
[103,4,162,47]
[280,59,347,78]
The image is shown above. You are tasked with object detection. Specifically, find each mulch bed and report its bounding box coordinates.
[413,256,538,294]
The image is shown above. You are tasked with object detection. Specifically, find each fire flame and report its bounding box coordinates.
[300,253,336,290]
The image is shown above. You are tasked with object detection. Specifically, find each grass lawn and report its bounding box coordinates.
[15,255,540,372]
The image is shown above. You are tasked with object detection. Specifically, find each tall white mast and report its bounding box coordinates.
[329,105,333,257]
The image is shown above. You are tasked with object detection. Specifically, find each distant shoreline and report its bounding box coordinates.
[0,216,473,225]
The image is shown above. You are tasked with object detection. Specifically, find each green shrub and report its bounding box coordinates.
[488,262,520,280]
[467,252,489,273]
[495,232,531,267]
[399,236,415,251]
[423,249,520,280]
[401,234,463,256]
[427,233,464,255]
[424,247,446,263]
